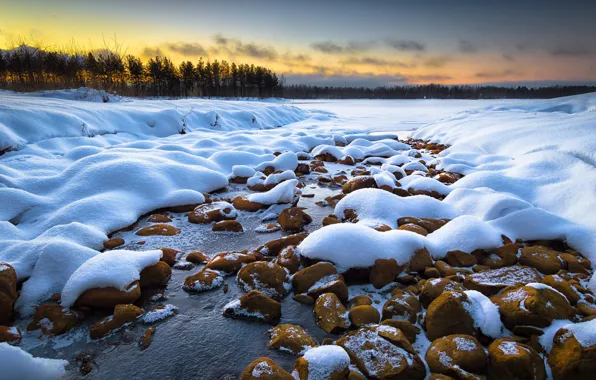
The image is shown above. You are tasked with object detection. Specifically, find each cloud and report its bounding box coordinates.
[141,46,164,58]
[423,56,452,68]
[474,69,518,79]
[549,46,593,57]
[342,56,416,68]
[310,40,374,54]
[385,39,426,52]
[212,34,278,59]
[166,42,207,57]
[459,40,478,53]
[311,41,347,54]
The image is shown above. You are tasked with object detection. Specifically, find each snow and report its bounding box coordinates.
[246,179,299,205]
[463,290,504,338]
[141,304,179,323]
[561,319,596,348]
[0,343,68,380]
[300,345,350,379]
[60,249,162,308]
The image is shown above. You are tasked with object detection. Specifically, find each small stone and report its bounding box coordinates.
[349,305,380,328]
[139,261,172,288]
[135,224,180,236]
[445,250,478,267]
[183,269,224,293]
[277,207,312,232]
[147,214,172,223]
[426,334,487,378]
[292,345,350,380]
[267,324,317,355]
[223,290,282,324]
[410,248,434,273]
[90,304,143,340]
[398,223,429,236]
[103,237,124,249]
[186,251,208,264]
[488,339,546,380]
[313,293,350,334]
[241,357,293,380]
[188,201,237,223]
[292,262,337,294]
[212,220,244,232]
[139,327,156,350]
[0,325,22,344]
[519,246,564,275]
[369,258,399,289]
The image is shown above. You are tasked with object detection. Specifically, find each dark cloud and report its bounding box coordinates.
[212,34,278,59]
[341,56,416,68]
[475,69,518,79]
[549,46,593,56]
[311,41,345,54]
[141,46,164,57]
[385,39,426,52]
[423,56,452,68]
[166,42,207,57]
[310,40,375,54]
[459,40,478,53]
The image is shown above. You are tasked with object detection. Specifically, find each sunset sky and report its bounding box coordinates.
[2,0,595,86]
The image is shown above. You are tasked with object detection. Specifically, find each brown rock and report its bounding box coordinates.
[205,252,257,274]
[424,267,441,279]
[241,358,293,380]
[337,325,426,380]
[398,224,429,236]
[27,304,80,335]
[0,325,21,344]
[520,246,564,275]
[159,248,180,266]
[410,248,434,273]
[293,346,350,380]
[337,156,355,165]
[74,281,141,309]
[237,261,290,299]
[484,243,519,269]
[425,291,477,341]
[103,237,124,249]
[212,220,244,232]
[292,262,337,294]
[419,278,466,308]
[275,247,301,274]
[426,334,487,378]
[306,274,349,303]
[0,263,17,325]
[90,304,143,339]
[139,327,156,350]
[464,265,543,296]
[293,294,315,305]
[233,196,265,212]
[139,261,171,288]
[382,289,421,323]
[369,258,399,289]
[147,214,172,223]
[223,290,282,324]
[492,284,575,330]
[349,305,380,327]
[188,201,237,223]
[445,250,478,267]
[434,260,456,277]
[186,251,208,264]
[183,269,224,292]
[255,232,308,256]
[542,275,581,305]
[342,176,377,194]
[381,319,420,343]
[135,224,180,236]
[322,215,340,226]
[348,295,372,308]
[277,207,312,232]
[313,293,350,334]
[548,322,596,380]
[487,339,546,380]
[267,324,317,355]
[560,253,591,275]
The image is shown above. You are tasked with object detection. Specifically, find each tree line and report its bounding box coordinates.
[0,45,594,100]
[282,84,596,99]
[0,45,282,98]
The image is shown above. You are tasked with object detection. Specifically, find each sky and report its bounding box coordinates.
[1,0,595,86]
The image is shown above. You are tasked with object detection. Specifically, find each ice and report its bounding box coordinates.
[61,249,162,308]
[0,343,68,380]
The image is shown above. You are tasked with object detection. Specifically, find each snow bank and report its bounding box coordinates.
[246,179,299,205]
[61,249,162,308]
[299,345,350,379]
[0,343,68,380]
[300,188,596,269]
[463,290,504,338]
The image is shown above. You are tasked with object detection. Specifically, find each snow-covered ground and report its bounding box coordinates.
[1,89,596,377]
